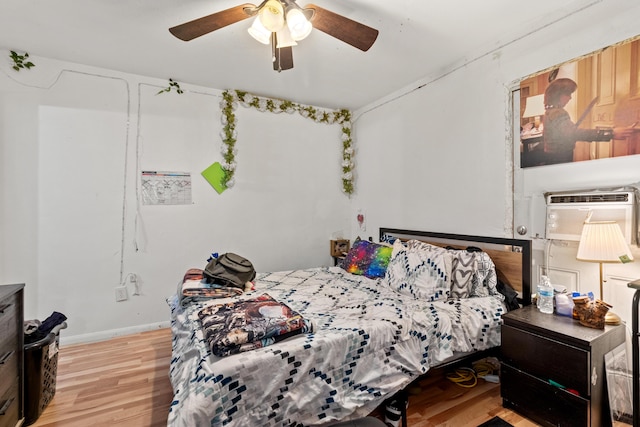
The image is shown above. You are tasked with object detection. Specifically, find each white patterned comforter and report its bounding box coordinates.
[167,267,506,427]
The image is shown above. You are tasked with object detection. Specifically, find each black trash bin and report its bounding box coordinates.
[23,322,66,426]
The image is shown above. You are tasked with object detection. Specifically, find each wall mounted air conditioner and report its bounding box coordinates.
[545,190,636,244]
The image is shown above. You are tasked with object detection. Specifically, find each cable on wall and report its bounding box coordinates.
[1,64,133,288]
[132,83,220,254]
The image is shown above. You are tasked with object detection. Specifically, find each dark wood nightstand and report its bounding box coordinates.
[500,305,625,427]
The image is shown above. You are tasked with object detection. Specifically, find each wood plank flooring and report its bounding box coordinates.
[30,328,540,427]
[31,328,173,427]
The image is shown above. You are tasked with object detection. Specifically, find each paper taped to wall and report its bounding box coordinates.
[141,171,192,205]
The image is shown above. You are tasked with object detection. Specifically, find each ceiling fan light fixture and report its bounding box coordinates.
[248,17,271,44]
[285,8,312,41]
[259,0,285,32]
[276,26,297,48]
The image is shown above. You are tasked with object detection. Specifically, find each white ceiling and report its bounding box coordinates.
[0,0,613,110]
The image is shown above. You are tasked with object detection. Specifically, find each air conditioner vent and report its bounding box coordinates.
[548,193,630,204]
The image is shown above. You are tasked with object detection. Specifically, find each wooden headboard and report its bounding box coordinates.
[379,228,532,306]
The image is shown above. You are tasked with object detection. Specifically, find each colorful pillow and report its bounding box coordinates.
[339,239,393,279]
[384,239,452,301]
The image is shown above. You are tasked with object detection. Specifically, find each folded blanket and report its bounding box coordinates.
[179,268,243,307]
[197,294,314,357]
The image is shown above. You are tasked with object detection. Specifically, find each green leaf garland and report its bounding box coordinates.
[9,51,35,71]
[157,78,184,95]
[220,90,354,195]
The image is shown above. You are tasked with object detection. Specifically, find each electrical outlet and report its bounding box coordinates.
[115,286,128,302]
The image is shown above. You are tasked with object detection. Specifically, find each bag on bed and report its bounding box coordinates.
[203,252,256,289]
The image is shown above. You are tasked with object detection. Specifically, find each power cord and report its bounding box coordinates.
[446,367,477,388]
[447,357,501,388]
[472,360,495,377]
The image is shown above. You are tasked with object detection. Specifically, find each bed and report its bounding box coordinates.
[166,228,532,426]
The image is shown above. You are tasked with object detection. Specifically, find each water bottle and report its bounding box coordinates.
[536,275,547,309]
[538,275,554,314]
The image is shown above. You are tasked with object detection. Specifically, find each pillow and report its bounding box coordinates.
[339,239,393,279]
[391,238,406,257]
[448,249,476,299]
[442,247,503,300]
[468,251,502,299]
[379,233,398,245]
[405,240,453,284]
[384,239,452,301]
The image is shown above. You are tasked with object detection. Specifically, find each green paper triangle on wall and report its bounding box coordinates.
[201,162,227,194]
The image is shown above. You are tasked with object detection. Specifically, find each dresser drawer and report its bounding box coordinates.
[501,363,589,427]
[0,380,19,427]
[0,297,18,349]
[0,348,18,401]
[501,323,590,396]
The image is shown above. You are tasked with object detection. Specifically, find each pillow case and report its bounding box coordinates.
[384,239,452,301]
[448,249,476,299]
[468,251,502,299]
[379,233,399,245]
[445,248,503,300]
[339,239,393,279]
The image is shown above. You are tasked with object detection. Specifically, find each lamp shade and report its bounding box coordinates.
[522,94,545,119]
[248,17,271,45]
[576,220,634,263]
[286,8,312,41]
[275,26,297,48]
[259,0,285,32]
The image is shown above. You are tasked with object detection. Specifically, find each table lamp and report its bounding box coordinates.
[522,94,546,130]
[576,218,634,325]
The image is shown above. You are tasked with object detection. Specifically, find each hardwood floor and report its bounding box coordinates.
[31,328,173,427]
[31,328,540,427]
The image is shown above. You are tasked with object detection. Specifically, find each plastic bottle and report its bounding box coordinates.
[538,275,554,314]
[536,276,546,309]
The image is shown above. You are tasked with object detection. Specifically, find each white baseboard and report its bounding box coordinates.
[59,320,171,346]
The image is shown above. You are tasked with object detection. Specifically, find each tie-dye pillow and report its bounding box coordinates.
[339,239,393,279]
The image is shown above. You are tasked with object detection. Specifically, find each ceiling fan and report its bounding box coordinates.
[169,0,379,72]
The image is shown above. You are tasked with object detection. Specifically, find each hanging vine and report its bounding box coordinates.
[220,89,354,195]
[157,78,184,95]
[9,50,35,71]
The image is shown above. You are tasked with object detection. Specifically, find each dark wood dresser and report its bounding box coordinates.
[501,304,625,427]
[0,284,24,427]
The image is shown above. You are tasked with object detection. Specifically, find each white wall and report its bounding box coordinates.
[0,57,349,343]
[352,0,640,330]
[353,57,511,239]
[3,0,640,343]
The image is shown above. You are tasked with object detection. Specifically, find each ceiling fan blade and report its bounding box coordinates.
[169,4,257,41]
[271,32,294,71]
[273,46,294,71]
[305,4,378,52]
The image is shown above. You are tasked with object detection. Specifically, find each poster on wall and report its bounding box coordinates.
[141,171,192,205]
[520,35,640,168]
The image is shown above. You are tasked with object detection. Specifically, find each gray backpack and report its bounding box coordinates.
[203,253,256,289]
